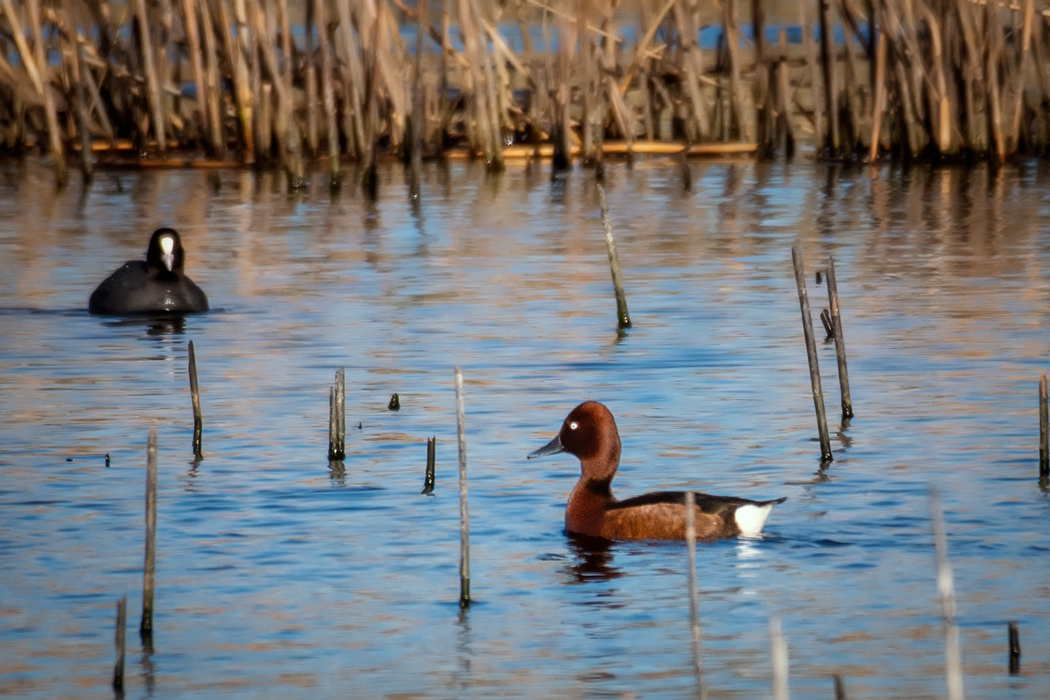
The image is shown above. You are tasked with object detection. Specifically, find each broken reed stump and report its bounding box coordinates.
[421,436,436,494]
[455,367,470,608]
[791,246,833,462]
[597,184,631,330]
[1040,375,1048,478]
[833,674,846,700]
[113,594,127,692]
[684,492,707,700]
[1008,621,1021,674]
[825,256,854,420]
[140,429,157,640]
[819,308,833,340]
[770,616,789,700]
[328,368,346,462]
[930,487,965,700]
[188,340,202,457]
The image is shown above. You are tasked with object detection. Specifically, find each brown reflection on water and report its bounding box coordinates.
[564,534,625,584]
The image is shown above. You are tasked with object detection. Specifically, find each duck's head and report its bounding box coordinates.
[146,228,185,274]
[528,401,621,482]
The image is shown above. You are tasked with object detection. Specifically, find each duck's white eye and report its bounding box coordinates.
[160,236,175,255]
[569,421,578,430]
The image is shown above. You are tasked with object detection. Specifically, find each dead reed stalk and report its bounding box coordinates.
[2,0,1050,178]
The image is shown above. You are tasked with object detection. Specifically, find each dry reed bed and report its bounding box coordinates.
[1,0,1049,187]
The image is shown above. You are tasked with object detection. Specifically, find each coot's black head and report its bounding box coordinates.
[146,228,185,274]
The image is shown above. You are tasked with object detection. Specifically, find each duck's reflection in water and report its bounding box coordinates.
[563,533,625,584]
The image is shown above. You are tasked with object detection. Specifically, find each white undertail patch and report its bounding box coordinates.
[734,503,775,537]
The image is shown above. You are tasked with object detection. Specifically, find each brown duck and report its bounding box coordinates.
[528,401,786,541]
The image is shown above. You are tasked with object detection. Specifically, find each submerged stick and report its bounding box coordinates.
[819,308,833,340]
[791,246,832,462]
[770,616,789,700]
[422,436,436,494]
[1008,621,1021,674]
[328,368,345,461]
[684,492,706,700]
[597,185,631,329]
[930,487,965,700]
[1040,375,1048,477]
[113,595,127,691]
[825,257,854,419]
[455,367,470,608]
[140,429,157,639]
[188,340,202,457]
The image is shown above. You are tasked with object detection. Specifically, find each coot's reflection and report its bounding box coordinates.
[564,533,624,583]
[101,313,187,337]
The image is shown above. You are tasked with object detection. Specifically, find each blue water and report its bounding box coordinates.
[1,158,1049,698]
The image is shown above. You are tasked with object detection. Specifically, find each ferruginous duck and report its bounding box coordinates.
[528,401,786,541]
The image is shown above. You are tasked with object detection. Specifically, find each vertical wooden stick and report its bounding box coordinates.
[421,436,436,494]
[455,367,470,608]
[1008,621,1021,674]
[113,595,127,691]
[792,246,832,462]
[684,492,706,700]
[825,257,853,419]
[328,368,345,461]
[598,184,631,329]
[1039,375,1048,476]
[140,429,157,639]
[930,487,965,700]
[188,341,202,457]
[770,616,789,700]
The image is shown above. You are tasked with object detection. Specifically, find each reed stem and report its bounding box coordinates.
[770,616,789,700]
[598,184,631,329]
[1008,621,1021,674]
[328,368,345,461]
[684,492,706,700]
[113,595,127,692]
[455,367,470,608]
[188,340,202,457]
[792,246,832,462]
[825,257,853,419]
[1040,375,1048,476]
[422,436,436,494]
[140,428,157,639]
[930,486,965,700]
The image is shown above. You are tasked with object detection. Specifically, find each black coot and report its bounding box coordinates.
[89,228,209,314]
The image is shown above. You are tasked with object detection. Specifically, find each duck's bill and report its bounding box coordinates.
[527,434,565,459]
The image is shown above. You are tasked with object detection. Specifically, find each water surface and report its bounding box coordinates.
[1,158,1049,699]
